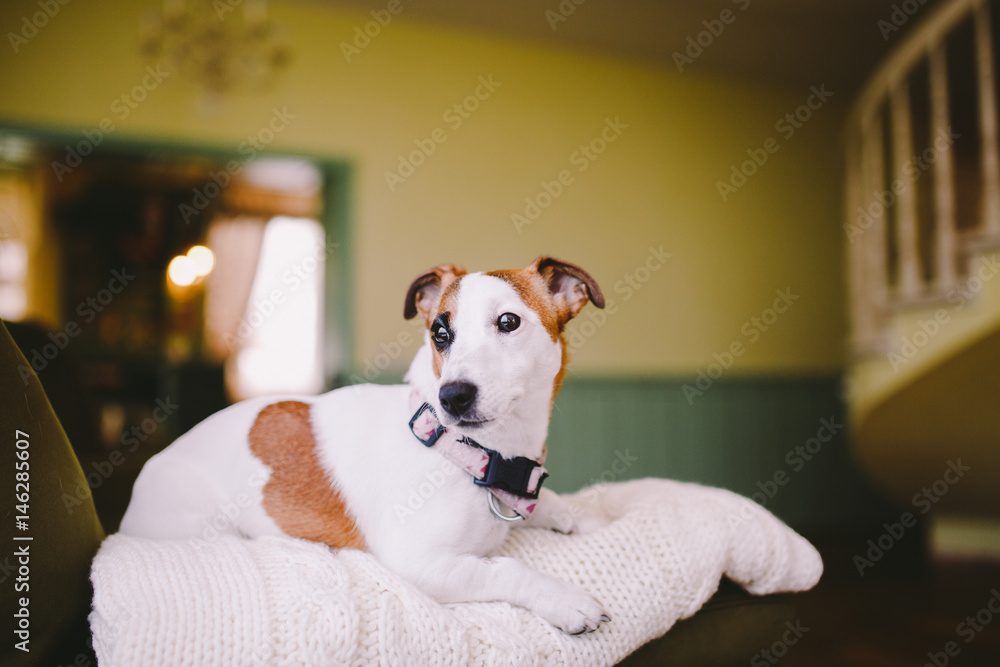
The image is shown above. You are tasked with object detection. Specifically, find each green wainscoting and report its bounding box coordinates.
[544,375,894,531]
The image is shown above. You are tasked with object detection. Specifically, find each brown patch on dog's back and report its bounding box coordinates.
[249,401,366,550]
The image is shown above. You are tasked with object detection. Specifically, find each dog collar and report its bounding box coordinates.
[407,393,548,520]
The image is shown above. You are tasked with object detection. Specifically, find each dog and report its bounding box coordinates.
[120,256,611,634]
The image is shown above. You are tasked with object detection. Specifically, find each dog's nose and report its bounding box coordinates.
[439,381,478,418]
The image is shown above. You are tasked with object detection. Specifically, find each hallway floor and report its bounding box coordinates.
[782,530,1000,666]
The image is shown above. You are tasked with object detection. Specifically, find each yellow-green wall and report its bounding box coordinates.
[0,0,847,377]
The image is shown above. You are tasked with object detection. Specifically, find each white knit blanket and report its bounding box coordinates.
[90,479,823,666]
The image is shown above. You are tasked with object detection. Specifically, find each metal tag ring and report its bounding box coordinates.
[488,493,525,522]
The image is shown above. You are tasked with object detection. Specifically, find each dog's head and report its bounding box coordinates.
[403,257,604,458]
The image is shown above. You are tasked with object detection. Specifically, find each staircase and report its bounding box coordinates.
[845,0,1000,519]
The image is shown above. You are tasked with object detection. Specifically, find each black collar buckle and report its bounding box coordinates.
[472,445,548,499]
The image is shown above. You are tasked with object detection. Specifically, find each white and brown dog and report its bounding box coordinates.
[120,256,611,634]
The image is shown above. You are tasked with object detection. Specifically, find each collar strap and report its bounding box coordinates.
[408,398,548,518]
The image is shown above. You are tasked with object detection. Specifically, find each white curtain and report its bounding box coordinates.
[203,216,268,360]
[206,216,325,401]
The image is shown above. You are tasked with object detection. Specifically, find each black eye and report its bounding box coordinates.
[497,312,521,333]
[431,314,452,347]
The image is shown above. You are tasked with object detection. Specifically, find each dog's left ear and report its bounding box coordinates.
[404,264,467,324]
[530,256,605,322]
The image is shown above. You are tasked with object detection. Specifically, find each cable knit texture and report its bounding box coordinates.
[90,479,823,666]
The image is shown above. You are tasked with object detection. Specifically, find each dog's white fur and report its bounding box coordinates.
[120,259,610,634]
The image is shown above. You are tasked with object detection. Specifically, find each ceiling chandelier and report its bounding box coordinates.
[140,0,292,104]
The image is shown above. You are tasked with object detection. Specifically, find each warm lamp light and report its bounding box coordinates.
[187,245,215,277]
[167,255,197,287]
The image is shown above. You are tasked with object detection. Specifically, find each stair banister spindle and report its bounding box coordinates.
[975,0,1000,236]
[862,111,889,320]
[929,42,959,290]
[847,134,873,351]
[890,81,924,299]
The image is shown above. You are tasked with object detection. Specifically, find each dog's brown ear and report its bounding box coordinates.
[530,256,605,322]
[404,264,467,323]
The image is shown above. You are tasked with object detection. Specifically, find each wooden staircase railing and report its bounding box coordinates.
[845,0,1000,356]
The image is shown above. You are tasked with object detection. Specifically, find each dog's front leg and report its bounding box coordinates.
[398,552,609,634]
[523,487,610,535]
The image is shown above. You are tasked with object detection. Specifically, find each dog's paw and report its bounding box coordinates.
[547,509,611,535]
[568,511,611,535]
[533,584,611,635]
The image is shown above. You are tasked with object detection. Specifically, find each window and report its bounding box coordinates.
[225,216,326,399]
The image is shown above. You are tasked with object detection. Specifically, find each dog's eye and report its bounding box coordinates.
[431,314,452,347]
[497,312,521,333]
